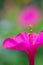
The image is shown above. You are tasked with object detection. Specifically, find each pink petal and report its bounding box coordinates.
[35,31,43,48]
[27,32,38,45]
[2,38,17,49]
[28,33,38,51]
[32,33,38,45]
[2,32,30,51]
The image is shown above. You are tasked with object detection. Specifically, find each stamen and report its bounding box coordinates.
[29,24,33,44]
[29,24,32,33]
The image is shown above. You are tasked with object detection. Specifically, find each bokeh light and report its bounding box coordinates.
[17,5,41,28]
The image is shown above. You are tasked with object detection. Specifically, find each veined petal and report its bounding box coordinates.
[11,32,30,47]
[2,38,18,49]
[2,32,29,51]
[35,31,43,48]
[32,33,38,45]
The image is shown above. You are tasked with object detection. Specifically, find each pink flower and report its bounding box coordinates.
[2,31,43,65]
[17,6,41,28]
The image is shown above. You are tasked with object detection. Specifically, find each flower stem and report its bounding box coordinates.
[27,53,34,65]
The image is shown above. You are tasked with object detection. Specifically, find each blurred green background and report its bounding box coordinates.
[0,0,43,65]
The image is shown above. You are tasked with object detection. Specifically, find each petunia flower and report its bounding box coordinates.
[17,6,41,28]
[2,25,43,65]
